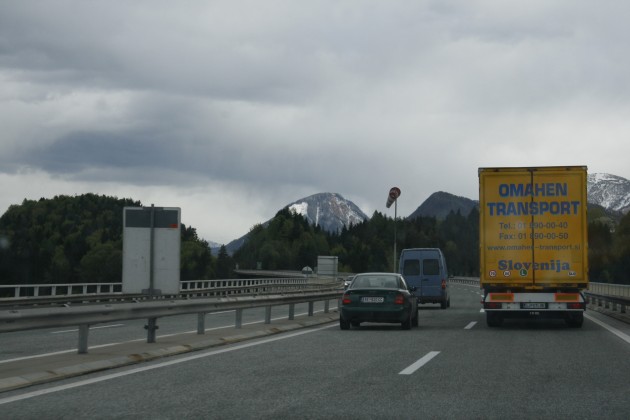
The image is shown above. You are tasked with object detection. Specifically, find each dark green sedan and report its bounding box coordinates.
[340,272,418,330]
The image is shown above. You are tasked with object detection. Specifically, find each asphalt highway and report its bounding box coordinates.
[1,284,630,419]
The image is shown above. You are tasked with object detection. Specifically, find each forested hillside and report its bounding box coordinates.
[231,207,479,276]
[0,194,224,285]
[1,194,629,285]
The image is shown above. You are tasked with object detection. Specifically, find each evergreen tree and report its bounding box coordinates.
[588,221,614,282]
[216,245,234,278]
[611,212,630,284]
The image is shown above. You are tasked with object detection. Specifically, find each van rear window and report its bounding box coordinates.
[423,259,439,275]
[403,259,420,276]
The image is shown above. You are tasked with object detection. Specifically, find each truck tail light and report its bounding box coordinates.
[342,294,351,305]
[394,294,405,305]
[567,302,585,310]
[484,302,502,310]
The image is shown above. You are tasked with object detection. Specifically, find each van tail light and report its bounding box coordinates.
[342,294,351,305]
[394,294,405,305]
[441,279,446,289]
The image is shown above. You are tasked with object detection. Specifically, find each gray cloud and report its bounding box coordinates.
[1,1,629,243]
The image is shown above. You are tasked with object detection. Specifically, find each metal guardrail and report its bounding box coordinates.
[585,283,630,316]
[0,287,343,354]
[3,276,627,356]
[585,292,629,315]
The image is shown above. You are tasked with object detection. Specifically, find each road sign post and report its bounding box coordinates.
[386,187,401,272]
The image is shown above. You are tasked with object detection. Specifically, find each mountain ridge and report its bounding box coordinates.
[213,172,630,253]
[587,173,630,214]
[407,191,478,221]
[214,192,368,255]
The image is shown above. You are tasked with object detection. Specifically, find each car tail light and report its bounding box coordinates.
[394,294,405,305]
[342,294,351,305]
[441,279,446,289]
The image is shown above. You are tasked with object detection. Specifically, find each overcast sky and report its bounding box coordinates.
[1,1,629,244]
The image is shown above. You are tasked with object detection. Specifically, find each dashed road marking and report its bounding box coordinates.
[399,351,440,375]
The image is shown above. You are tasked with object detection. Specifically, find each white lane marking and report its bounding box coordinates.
[479,308,485,313]
[464,322,477,330]
[399,351,440,375]
[0,308,335,365]
[585,313,630,345]
[0,324,336,406]
[51,324,125,334]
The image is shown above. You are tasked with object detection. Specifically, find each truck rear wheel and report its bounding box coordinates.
[565,312,584,328]
[486,312,503,327]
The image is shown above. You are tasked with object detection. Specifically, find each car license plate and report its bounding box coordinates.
[361,297,384,303]
[521,302,546,309]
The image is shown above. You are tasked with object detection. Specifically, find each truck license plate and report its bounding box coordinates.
[521,303,546,309]
[361,297,384,303]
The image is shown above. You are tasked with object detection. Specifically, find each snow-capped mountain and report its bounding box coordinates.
[286,193,368,233]
[213,192,368,254]
[588,173,630,214]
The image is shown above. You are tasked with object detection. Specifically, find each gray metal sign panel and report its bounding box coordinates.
[122,207,181,295]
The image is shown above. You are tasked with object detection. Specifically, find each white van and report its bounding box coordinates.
[399,248,450,309]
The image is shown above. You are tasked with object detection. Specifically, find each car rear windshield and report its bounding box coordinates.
[351,276,400,289]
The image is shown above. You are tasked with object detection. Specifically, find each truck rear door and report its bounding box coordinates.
[479,167,588,287]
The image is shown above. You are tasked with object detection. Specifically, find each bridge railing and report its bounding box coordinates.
[587,282,630,298]
[0,282,123,300]
[0,276,337,302]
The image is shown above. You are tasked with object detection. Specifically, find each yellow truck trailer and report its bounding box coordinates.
[478,166,589,327]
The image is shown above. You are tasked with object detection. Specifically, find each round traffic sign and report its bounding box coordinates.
[389,187,401,199]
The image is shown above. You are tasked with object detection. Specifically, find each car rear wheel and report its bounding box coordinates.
[340,317,350,330]
[401,313,412,330]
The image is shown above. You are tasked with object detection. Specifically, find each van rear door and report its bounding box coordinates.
[401,249,444,304]
[419,256,442,300]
